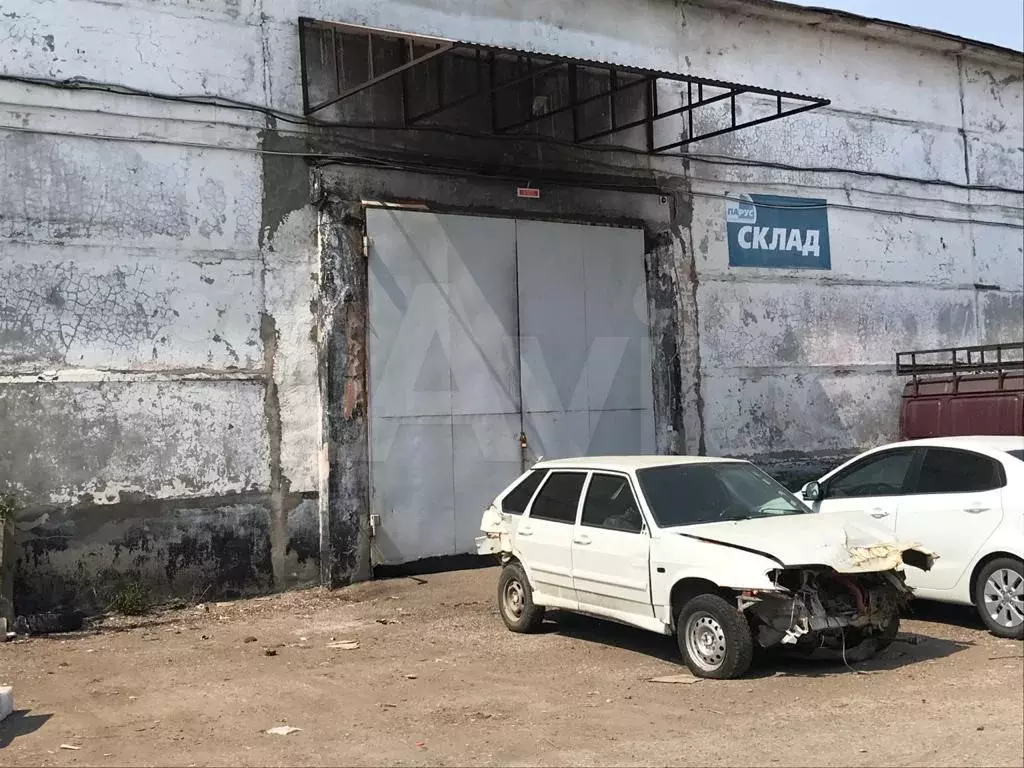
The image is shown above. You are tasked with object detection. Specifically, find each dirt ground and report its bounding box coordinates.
[1,565,1022,767]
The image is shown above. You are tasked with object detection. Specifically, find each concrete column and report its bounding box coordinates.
[316,198,372,588]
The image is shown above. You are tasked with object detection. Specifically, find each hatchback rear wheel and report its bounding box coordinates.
[497,562,545,633]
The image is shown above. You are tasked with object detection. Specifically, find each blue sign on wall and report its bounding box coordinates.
[726,193,831,270]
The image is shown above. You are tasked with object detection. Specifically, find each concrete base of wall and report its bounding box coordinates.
[9,448,855,615]
[13,493,320,615]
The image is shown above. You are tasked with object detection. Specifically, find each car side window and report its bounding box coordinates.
[502,470,547,515]
[581,474,645,533]
[827,449,915,499]
[914,448,1006,494]
[528,472,586,524]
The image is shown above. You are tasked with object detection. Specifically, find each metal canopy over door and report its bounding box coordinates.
[367,208,653,566]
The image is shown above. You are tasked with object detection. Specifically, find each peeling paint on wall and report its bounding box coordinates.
[0,380,270,506]
[0,260,174,366]
[0,132,260,249]
[262,205,320,495]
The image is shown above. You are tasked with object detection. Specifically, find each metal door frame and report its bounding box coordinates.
[315,165,694,585]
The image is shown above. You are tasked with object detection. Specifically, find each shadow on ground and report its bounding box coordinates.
[904,599,988,633]
[755,631,971,679]
[546,610,681,663]
[374,554,494,580]
[0,711,52,749]
[544,610,972,678]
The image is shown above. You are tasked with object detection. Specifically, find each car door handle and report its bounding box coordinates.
[964,507,989,514]
[518,528,533,537]
[573,535,592,546]
[870,509,889,519]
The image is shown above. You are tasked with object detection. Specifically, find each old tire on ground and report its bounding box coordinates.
[497,562,545,633]
[676,594,754,679]
[974,557,1024,640]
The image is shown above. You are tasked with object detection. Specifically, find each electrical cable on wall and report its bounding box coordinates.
[1,120,1022,230]
[3,72,1023,197]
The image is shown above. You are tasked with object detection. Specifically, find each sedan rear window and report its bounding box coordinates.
[915,448,1005,494]
[636,462,810,528]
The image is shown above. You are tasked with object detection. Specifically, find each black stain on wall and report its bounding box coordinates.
[259,129,311,248]
[645,229,685,453]
[285,495,320,565]
[318,199,372,587]
[12,492,320,614]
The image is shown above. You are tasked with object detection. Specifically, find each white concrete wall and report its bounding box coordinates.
[680,2,1024,464]
[0,0,322,509]
[1,0,1021,590]
[0,0,326,606]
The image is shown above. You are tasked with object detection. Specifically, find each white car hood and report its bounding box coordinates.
[666,513,935,574]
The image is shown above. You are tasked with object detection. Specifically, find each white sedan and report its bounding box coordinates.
[478,456,933,679]
[801,436,1024,639]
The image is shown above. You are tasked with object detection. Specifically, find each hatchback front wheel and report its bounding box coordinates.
[677,593,754,679]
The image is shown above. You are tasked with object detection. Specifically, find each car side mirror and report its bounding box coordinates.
[801,481,822,502]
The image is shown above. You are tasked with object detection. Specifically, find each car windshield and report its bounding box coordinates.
[636,462,811,528]
[1006,449,1024,462]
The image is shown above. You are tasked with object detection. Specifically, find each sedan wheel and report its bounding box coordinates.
[983,568,1024,631]
[975,558,1024,640]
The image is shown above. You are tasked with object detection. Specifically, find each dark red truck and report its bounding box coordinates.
[898,341,1024,440]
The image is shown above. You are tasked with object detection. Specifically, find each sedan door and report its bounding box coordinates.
[515,471,586,608]
[571,472,654,622]
[895,447,1006,592]
[813,447,918,528]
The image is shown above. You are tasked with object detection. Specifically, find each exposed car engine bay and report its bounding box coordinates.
[742,566,912,654]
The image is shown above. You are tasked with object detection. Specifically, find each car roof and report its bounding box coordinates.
[878,436,1024,452]
[532,455,746,473]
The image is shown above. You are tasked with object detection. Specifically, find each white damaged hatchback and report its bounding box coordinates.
[477,456,936,679]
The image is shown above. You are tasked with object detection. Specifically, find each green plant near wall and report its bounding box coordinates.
[109,582,151,616]
[0,493,16,523]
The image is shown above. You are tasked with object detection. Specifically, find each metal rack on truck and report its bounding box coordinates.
[897,341,1024,439]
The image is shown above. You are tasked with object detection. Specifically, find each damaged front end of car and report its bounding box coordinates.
[738,546,935,657]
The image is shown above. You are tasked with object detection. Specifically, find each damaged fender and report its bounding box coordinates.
[671,516,937,574]
[844,541,936,573]
[476,504,514,557]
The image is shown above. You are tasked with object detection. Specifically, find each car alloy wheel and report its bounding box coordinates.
[982,567,1024,631]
